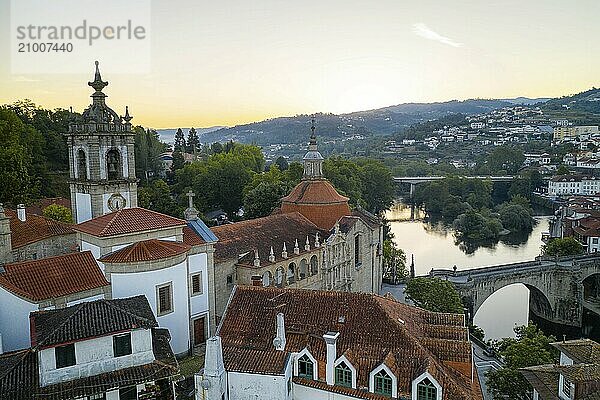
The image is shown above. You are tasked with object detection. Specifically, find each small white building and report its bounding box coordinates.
[196,286,483,400]
[548,175,600,197]
[0,251,108,352]
[0,296,179,399]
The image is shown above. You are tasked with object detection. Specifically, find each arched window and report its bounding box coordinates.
[297,354,314,380]
[262,271,272,287]
[299,259,308,280]
[417,378,437,400]
[77,149,87,180]
[275,267,284,287]
[374,370,393,396]
[310,255,318,275]
[335,362,352,388]
[287,262,296,284]
[106,149,122,180]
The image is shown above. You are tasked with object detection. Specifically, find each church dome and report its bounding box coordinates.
[279,117,350,230]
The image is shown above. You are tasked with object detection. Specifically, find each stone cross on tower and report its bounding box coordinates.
[184,190,199,221]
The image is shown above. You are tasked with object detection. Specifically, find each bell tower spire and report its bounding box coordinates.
[302,115,324,180]
[66,61,138,223]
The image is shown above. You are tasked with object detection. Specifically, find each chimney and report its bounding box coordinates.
[0,204,12,264]
[273,312,286,351]
[323,331,340,385]
[17,204,26,222]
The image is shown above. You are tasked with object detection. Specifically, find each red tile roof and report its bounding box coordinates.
[211,212,327,263]
[74,207,186,237]
[0,251,108,302]
[6,210,75,249]
[99,239,190,263]
[183,225,206,246]
[218,286,482,400]
[281,180,351,230]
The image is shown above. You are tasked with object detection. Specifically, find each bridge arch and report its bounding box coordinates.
[465,279,554,321]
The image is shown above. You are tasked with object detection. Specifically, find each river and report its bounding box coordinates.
[386,202,552,340]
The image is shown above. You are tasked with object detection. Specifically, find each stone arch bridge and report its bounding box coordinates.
[429,254,600,330]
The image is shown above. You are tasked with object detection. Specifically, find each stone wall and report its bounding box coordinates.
[12,233,77,262]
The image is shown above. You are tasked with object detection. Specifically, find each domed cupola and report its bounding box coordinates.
[280,117,350,230]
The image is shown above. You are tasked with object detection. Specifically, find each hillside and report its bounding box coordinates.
[541,87,600,124]
[202,99,511,145]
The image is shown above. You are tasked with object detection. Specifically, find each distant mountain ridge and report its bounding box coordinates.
[166,88,600,146]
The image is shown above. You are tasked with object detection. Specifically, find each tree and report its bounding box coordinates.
[452,210,503,242]
[486,323,557,400]
[243,181,291,219]
[405,277,464,313]
[556,164,570,175]
[42,204,73,223]
[497,202,533,233]
[383,240,407,282]
[174,128,186,152]
[542,237,584,257]
[360,160,395,214]
[134,127,167,182]
[486,146,525,174]
[138,179,183,218]
[0,107,40,204]
[274,156,289,171]
[187,128,199,153]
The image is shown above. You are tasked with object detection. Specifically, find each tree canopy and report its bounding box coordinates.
[486,323,557,400]
[405,277,464,313]
[542,237,584,257]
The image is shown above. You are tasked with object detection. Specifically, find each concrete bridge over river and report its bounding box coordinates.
[394,175,515,197]
[429,254,600,335]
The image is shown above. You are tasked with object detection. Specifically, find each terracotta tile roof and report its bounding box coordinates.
[211,212,327,263]
[99,239,190,263]
[5,210,75,249]
[30,295,157,348]
[0,328,178,400]
[0,251,108,302]
[217,286,482,400]
[552,339,600,364]
[281,180,351,230]
[74,207,186,237]
[183,225,206,246]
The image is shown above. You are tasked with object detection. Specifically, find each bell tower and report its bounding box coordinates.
[303,116,324,179]
[66,61,138,223]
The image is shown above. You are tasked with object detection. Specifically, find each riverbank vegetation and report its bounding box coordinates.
[412,177,538,251]
[542,237,584,257]
[486,323,558,400]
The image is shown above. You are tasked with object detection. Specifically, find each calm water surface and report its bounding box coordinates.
[386,202,551,340]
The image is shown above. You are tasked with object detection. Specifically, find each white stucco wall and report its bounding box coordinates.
[112,243,132,252]
[110,261,190,354]
[0,287,37,351]
[292,384,359,400]
[67,294,104,307]
[189,253,209,316]
[227,357,292,400]
[81,241,102,272]
[38,328,154,387]
[75,193,92,223]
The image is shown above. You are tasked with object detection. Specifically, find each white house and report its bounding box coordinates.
[0,296,179,400]
[0,251,108,352]
[548,175,600,197]
[521,339,600,400]
[73,206,217,355]
[196,286,483,400]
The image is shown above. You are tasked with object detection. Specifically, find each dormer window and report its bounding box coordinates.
[298,354,314,379]
[335,362,353,387]
[417,378,437,400]
[374,370,393,396]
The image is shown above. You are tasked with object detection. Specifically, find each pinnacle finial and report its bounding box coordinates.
[310,115,316,145]
[123,106,132,123]
[88,60,108,93]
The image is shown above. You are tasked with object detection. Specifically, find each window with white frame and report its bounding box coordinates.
[157,282,173,315]
[416,378,437,400]
[335,362,352,387]
[298,354,314,379]
[374,369,393,396]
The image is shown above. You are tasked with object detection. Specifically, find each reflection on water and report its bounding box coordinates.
[386,201,551,340]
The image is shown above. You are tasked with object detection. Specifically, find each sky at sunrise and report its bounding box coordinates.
[0,0,599,128]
